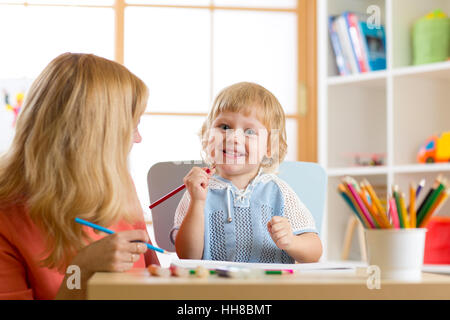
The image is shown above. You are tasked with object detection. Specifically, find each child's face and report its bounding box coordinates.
[206,109,269,177]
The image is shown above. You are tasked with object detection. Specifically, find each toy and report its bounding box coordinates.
[413,9,450,65]
[344,152,386,167]
[417,131,450,163]
[3,90,24,127]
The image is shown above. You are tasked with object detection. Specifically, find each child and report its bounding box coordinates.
[172,82,322,264]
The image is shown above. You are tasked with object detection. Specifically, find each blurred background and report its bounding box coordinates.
[0,0,316,221]
[1,0,449,263]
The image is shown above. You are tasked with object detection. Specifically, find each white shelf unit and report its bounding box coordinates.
[318,0,450,261]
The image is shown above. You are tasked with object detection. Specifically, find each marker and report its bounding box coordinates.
[148,264,171,277]
[265,269,295,275]
[215,267,263,279]
[74,217,166,254]
[169,264,189,277]
[189,266,215,277]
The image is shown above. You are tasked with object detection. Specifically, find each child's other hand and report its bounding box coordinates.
[267,216,294,251]
[183,167,215,201]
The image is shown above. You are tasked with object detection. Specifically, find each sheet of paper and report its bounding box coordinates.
[171,259,362,271]
[422,264,450,275]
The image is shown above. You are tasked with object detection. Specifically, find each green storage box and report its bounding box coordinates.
[413,10,450,65]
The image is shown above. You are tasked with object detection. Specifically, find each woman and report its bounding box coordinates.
[0,53,159,299]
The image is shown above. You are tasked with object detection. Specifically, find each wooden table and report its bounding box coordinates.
[87,268,450,300]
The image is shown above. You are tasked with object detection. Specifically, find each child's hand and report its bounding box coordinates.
[183,167,215,201]
[267,216,294,251]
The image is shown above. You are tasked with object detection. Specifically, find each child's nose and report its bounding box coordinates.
[225,129,245,144]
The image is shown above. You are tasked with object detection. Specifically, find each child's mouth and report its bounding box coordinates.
[223,149,246,159]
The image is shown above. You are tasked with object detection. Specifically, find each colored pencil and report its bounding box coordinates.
[389,196,400,229]
[338,184,359,214]
[409,182,417,228]
[359,188,381,228]
[149,167,212,209]
[419,188,449,228]
[339,183,370,228]
[362,179,391,228]
[416,179,426,199]
[417,177,444,226]
[399,192,410,228]
[74,217,166,254]
[362,183,391,228]
[346,181,375,228]
[392,186,404,228]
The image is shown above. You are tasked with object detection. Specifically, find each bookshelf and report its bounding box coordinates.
[318,0,450,261]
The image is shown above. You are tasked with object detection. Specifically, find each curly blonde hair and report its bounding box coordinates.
[0,53,148,270]
[200,82,287,173]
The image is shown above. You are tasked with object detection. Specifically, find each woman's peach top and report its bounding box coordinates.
[0,203,159,299]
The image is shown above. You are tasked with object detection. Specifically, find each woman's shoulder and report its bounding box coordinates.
[0,202,30,235]
[0,202,45,251]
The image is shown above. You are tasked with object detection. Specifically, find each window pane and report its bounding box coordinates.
[213,10,297,114]
[285,119,297,161]
[125,7,211,113]
[0,79,33,152]
[126,0,209,5]
[0,1,113,4]
[129,115,205,213]
[213,0,296,9]
[0,6,114,78]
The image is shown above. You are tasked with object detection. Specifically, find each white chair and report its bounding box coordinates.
[147,160,327,253]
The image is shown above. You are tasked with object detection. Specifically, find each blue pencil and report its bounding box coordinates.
[416,179,425,198]
[74,217,166,254]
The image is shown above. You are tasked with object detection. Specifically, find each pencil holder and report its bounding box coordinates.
[365,228,427,281]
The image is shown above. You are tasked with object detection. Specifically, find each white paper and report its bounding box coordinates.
[422,264,450,275]
[171,259,360,271]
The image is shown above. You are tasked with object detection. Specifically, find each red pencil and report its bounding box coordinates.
[149,168,212,209]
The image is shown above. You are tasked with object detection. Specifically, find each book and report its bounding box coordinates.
[344,12,369,73]
[358,18,387,71]
[328,16,350,76]
[334,14,360,74]
[328,12,387,75]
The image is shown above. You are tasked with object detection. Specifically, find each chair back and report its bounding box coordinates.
[147,161,327,252]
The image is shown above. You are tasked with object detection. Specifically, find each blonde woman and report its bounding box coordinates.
[0,53,159,300]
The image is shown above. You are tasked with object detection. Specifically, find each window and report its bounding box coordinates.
[1,1,315,219]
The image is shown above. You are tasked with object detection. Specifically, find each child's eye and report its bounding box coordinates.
[218,124,231,131]
[245,128,257,136]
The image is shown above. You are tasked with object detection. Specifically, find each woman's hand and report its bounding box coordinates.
[56,229,149,299]
[72,230,149,280]
[183,167,215,201]
[267,216,294,251]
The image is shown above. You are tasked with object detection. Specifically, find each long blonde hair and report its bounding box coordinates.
[0,53,148,270]
[200,82,288,173]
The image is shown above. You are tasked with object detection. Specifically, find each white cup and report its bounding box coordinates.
[364,228,427,281]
